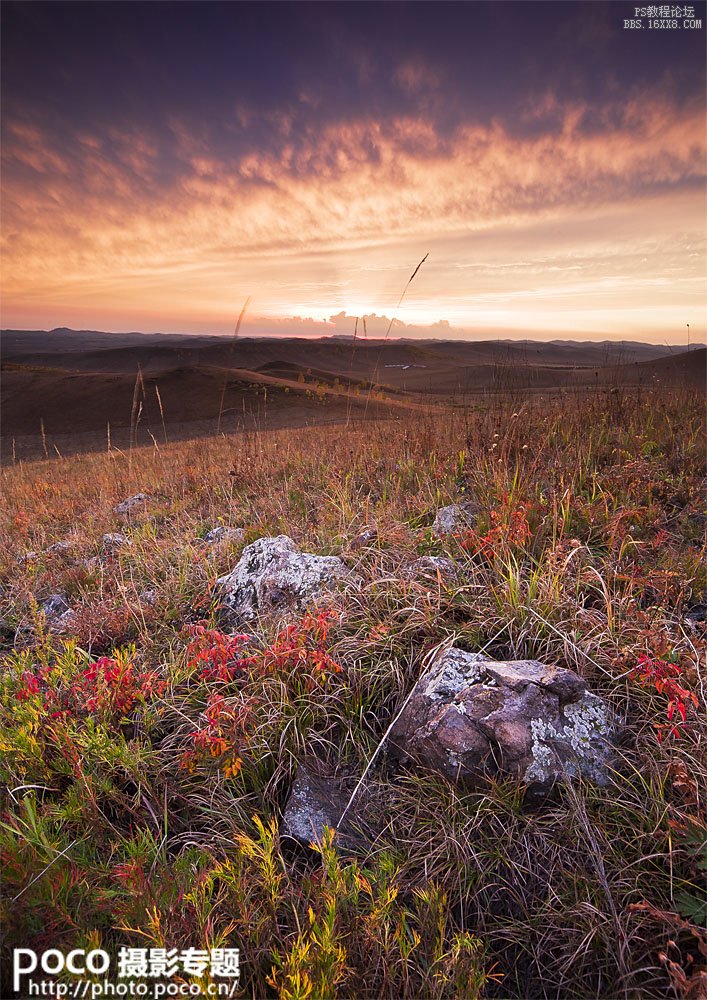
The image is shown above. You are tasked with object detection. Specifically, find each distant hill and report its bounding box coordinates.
[2,329,703,461]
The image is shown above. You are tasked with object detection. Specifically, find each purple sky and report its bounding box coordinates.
[2,1,705,342]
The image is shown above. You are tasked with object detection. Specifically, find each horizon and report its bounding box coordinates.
[3,324,706,352]
[1,2,706,343]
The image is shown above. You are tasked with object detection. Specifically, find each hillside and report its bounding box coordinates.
[2,330,704,461]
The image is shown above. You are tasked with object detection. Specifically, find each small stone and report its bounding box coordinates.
[139,589,156,605]
[114,493,151,515]
[45,541,72,555]
[281,765,368,853]
[406,556,459,581]
[685,603,706,625]
[39,594,73,629]
[432,504,476,537]
[102,533,132,552]
[349,527,378,550]
[202,526,245,545]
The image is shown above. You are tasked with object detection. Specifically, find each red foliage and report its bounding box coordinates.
[112,860,146,887]
[179,612,343,775]
[14,656,166,722]
[261,610,342,680]
[631,653,699,742]
[460,503,531,558]
[184,624,256,681]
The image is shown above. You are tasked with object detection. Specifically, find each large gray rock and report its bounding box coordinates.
[390,648,616,793]
[216,535,356,623]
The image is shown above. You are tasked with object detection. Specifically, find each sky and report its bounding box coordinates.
[1,1,705,343]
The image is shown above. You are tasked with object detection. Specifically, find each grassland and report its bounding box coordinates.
[1,386,705,999]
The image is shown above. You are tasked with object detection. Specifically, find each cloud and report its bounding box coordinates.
[1,94,705,340]
[394,59,441,95]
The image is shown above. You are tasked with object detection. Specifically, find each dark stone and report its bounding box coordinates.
[281,766,369,853]
[686,603,707,624]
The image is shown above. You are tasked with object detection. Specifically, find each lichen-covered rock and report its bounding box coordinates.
[114,493,151,515]
[216,535,357,623]
[432,504,475,537]
[390,647,617,793]
[202,526,245,545]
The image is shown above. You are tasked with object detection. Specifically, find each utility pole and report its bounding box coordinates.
[686,323,690,352]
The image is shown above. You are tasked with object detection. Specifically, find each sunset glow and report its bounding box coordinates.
[2,2,705,342]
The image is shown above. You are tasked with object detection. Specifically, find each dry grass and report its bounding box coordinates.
[0,387,705,998]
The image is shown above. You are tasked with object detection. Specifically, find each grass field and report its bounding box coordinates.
[1,386,705,999]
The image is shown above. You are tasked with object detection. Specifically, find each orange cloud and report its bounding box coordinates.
[1,97,705,340]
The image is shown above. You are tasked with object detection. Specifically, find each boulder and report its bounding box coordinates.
[390,647,616,793]
[432,504,476,537]
[114,493,151,515]
[216,535,357,623]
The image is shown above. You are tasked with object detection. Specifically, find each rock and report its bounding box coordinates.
[102,532,132,552]
[349,527,378,550]
[685,603,707,625]
[39,594,73,629]
[432,504,476,537]
[390,647,616,794]
[114,493,151,515]
[0,618,14,649]
[685,602,706,622]
[216,535,357,623]
[406,556,459,581]
[45,541,72,555]
[202,526,245,545]
[281,766,367,852]
[17,551,38,565]
[139,589,156,605]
